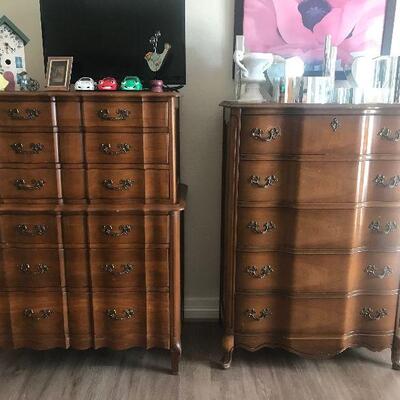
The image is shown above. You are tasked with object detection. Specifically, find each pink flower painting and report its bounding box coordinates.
[243,0,386,65]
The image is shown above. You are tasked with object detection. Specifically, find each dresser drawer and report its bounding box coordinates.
[9,291,66,346]
[93,291,170,349]
[82,99,169,130]
[0,133,55,163]
[88,214,169,245]
[1,214,59,245]
[235,294,398,335]
[86,133,170,164]
[236,251,400,293]
[240,114,365,156]
[87,168,170,201]
[1,248,61,288]
[0,100,52,128]
[90,248,169,289]
[237,207,400,250]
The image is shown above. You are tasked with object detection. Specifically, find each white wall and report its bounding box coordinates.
[0,0,235,319]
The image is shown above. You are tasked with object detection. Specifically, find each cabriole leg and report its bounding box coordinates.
[171,342,182,375]
[221,334,234,369]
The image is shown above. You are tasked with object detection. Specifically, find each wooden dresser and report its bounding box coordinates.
[220,102,400,370]
[0,92,184,374]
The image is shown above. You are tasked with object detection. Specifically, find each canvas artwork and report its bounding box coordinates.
[243,0,387,72]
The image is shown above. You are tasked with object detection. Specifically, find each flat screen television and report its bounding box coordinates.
[39,0,186,85]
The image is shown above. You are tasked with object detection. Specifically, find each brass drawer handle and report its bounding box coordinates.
[250,127,280,142]
[98,109,130,121]
[100,143,131,155]
[106,308,135,320]
[16,224,47,236]
[102,224,132,237]
[247,220,276,235]
[246,308,272,321]
[374,174,400,189]
[23,308,53,320]
[19,263,49,275]
[360,307,388,321]
[250,175,278,188]
[11,143,44,154]
[378,128,400,142]
[8,108,40,120]
[369,220,398,235]
[103,263,134,276]
[246,265,274,279]
[14,179,45,191]
[330,117,340,132]
[365,265,392,279]
[102,179,134,191]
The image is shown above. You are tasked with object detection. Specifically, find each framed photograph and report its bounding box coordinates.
[45,56,73,90]
[235,0,397,75]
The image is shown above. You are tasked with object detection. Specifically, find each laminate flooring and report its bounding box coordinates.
[0,322,398,400]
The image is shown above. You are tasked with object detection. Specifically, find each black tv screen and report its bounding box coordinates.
[39,0,186,85]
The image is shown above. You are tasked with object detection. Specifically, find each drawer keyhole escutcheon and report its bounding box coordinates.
[250,127,281,142]
[360,307,388,321]
[23,308,53,320]
[365,265,392,279]
[106,308,135,320]
[247,221,276,235]
[246,265,274,279]
[250,175,278,188]
[246,308,272,321]
[330,117,340,132]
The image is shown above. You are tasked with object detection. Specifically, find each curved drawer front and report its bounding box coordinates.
[0,100,52,128]
[93,291,170,349]
[1,214,58,245]
[90,248,169,289]
[1,248,61,288]
[237,207,400,250]
[82,100,169,130]
[88,214,169,245]
[0,133,55,164]
[237,251,400,293]
[87,168,170,201]
[9,291,66,348]
[240,114,365,156]
[235,293,398,335]
[86,133,170,164]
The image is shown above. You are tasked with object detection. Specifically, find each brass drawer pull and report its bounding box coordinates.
[23,308,53,320]
[360,307,388,321]
[374,174,400,189]
[246,265,274,279]
[365,265,393,279]
[250,127,280,142]
[98,109,130,121]
[11,143,44,154]
[103,263,134,276]
[247,220,276,235]
[369,220,398,235]
[8,108,40,120]
[102,179,134,191]
[102,224,132,237]
[16,224,47,236]
[14,179,45,191]
[100,143,131,155]
[250,175,278,188]
[330,117,340,132]
[19,263,49,275]
[106,308,135,320]
[378,128,400,142]
[246,308,272,321]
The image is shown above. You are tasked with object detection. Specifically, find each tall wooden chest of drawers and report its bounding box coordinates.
[220,102,400,370]
[0,92,184,374]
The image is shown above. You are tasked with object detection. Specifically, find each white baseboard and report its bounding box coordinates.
[184,297,219,320]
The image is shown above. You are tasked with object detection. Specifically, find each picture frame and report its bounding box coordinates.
[45,56,73,90]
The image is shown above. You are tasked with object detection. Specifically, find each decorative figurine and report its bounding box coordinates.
[121,76,143,91]
[75,77,96,91]
[0,73,9,91]
[18,71,40,91]
[97,77,118,91]
[145,31,171,92]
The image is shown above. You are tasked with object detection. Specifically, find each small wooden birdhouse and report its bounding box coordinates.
[0,15,30,90]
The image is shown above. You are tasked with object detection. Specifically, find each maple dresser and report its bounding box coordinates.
[0,91,184,374]
[220,102,400,370]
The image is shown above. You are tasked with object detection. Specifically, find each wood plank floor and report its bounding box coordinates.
[0,322,399,400]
